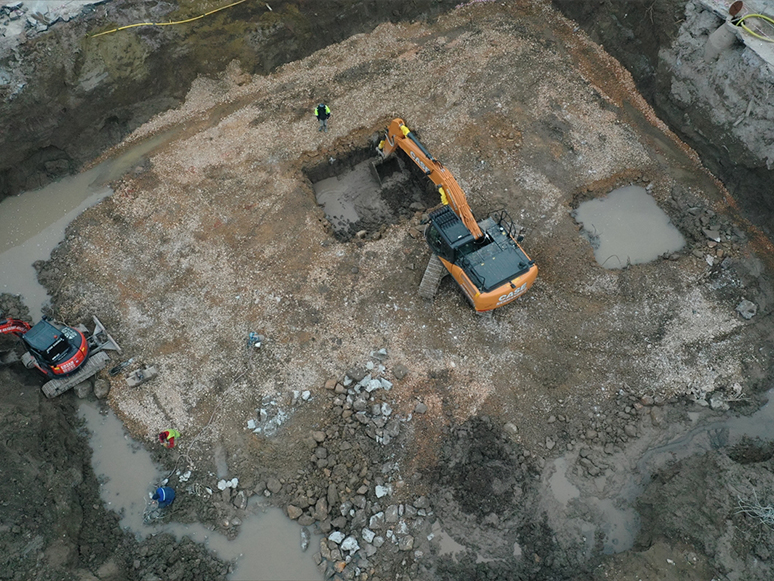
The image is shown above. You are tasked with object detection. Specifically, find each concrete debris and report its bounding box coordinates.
[736,299,757,320]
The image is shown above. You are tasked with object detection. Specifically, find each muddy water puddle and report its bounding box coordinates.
[544,390,774,555]
[312,159,389,237]
[79,401,323,580]
[573,185,685,268]
[0,131,174,319]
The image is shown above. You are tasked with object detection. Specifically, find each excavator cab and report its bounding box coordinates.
[425,205,535,294]
[22,319,86,367]
[425,206,475,264]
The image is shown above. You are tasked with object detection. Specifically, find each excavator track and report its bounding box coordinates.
[42,351,110,398]
[418,255,448,300]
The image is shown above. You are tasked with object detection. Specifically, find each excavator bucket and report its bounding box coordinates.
[88,316,122,354]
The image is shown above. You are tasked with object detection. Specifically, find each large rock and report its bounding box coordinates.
[266,477,282,494]
[93,378,110,399]
[287,505,303,520]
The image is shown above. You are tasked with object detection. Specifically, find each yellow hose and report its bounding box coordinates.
[735,13,774,42]
[89,0,250,38]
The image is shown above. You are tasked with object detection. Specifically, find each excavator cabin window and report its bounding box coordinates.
[425,223,455,263]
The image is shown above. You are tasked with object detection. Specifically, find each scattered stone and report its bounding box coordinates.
[392,364,409,380]
[287,505,303,520]
[74,379,93,399]
[233,490,248,510]
[624,424,637,438]
[414,402,428,414]
[709,395,730,411]
[266,477,282,494]
[398,535,414,551]
[340,536,359,552]
[736,299,757,320]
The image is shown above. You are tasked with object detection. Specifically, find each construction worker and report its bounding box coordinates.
[158,429,180,449]
[152,486,176,508]
[314,103,331,132]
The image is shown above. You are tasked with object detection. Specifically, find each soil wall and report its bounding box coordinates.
[0,0,456,201]
[553,0,774,234]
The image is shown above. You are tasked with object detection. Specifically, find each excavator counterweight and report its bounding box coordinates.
[377,118,538,312]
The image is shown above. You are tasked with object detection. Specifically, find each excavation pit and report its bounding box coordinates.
[308,147,439,241]
[573,185,685,268]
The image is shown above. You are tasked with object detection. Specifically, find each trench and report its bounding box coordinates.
[79,400,323,581]
[552,0,774,234]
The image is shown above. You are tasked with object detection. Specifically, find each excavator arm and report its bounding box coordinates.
[378,118,483,239]
[0,318,32,337]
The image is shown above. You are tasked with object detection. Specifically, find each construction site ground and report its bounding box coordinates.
[3,1,774,580]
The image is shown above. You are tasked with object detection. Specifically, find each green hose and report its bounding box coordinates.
[734,13,774,42]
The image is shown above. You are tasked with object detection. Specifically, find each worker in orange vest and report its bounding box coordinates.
[158,429,181,448]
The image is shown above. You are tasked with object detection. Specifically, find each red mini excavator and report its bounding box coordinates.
[376,118,538,312]
[0,316,121,397]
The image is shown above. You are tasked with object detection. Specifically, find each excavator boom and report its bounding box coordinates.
[378,118,483,239]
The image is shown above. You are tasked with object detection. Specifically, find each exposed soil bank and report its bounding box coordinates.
[0,0,456,201]
[552,0,774,234]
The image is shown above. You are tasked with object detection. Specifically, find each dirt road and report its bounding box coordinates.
[3,1,774,580]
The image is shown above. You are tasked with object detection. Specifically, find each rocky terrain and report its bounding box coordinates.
[2,1,774,581]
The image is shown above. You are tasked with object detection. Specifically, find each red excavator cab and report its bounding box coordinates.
[19,319,88,378]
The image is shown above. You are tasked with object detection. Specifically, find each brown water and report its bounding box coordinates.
[0,131,173,319]
[544,390,774,555]
[573,185,685,269]
[79,401,323,580]
[312,160,389,236]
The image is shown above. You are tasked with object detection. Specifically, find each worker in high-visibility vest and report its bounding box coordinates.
[158,429,180,449]
[314,103,331,132]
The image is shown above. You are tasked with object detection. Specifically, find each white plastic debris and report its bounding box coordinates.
[230,477,239,488]
[301,390,311,401]
[247,419,256,430]
[179,470,192,482]
[217,480,228,490]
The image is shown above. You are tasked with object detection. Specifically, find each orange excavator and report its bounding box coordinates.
[376,118,538,312]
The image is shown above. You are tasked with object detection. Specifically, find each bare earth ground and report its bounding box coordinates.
[21,1,774,579]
